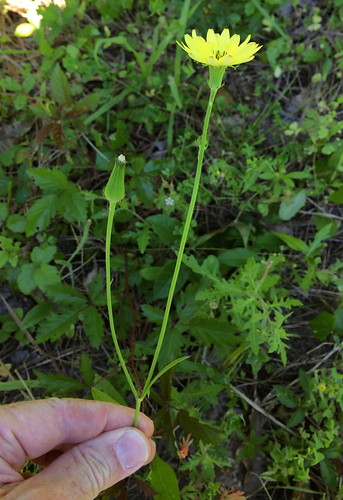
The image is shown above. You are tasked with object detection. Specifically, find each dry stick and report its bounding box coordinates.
[14,369,35,400]
[0,360,29,400]
[0,293,60,373]
[230,383,297,437]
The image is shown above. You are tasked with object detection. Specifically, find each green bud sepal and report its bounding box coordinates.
[104,154,126,203]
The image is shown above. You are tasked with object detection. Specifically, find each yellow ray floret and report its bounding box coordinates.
[177,28,262,67]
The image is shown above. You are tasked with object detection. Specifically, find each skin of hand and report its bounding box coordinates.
[0,398,156,500]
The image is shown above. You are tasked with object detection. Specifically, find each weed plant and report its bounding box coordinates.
[1,0,343,498]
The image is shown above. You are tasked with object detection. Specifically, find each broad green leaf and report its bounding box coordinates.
[28,168,69,192]
[141,304,164,323]
[279,189,307,221]
[0,252,9,268]
[80,352,95,387]
[274,385,298,408]
[45,283,87,307]
[137,226,150,254]
[153,260,189,300]
[31,245,57,264]
[299,369,312,393]
[89,273,106,306]
[17,263,36,294]
[287,408,305,428]
[91,387,121,405]
[177,410,225,444]
[50,63,72,106]
[150,454,181,500]
[34,264,60,292]
[320,458,338,489]
[34,371,84,395]
[309,311,335,340]
[92,375,127,406]
[273,232,309,253]
[80,306,104,349]
[329,186,343,203]
[189,317,240,347]
[182,254,219,280]
[0,202,8,221]
[36,309,79,343]
[7,214,26,233]
[57,188,87,223]
[185,383,225,399]
[21,302,55,329]
[146,214,178,244]
[218,247,257,267]
[26,194,57,236]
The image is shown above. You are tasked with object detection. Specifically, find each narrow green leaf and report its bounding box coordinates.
[150,454,181,500]
[21,302,55,329]
[0,380,40,391]
[306,224,332,257]
[273,232,309,253]
[143,356,189,397]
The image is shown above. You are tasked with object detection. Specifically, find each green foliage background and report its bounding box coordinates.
[1,0,343,498]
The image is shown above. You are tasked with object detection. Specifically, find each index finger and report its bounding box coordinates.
[0,398,153,476]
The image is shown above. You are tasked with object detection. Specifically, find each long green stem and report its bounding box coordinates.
[106,202,138,400]
[140,86,219,403]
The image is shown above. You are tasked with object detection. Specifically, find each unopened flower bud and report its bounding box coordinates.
[104,155,126,203]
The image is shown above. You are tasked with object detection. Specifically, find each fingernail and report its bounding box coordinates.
[115,429,149,469]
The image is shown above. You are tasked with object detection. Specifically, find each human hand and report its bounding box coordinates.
[0,398,155,499]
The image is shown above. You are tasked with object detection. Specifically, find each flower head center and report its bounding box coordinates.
[215,49,226,60]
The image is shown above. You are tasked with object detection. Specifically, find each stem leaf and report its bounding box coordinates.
[142,356,189,398]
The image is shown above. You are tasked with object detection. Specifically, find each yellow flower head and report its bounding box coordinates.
[177,28,262,67]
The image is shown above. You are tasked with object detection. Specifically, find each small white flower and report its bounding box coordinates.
[117,154,126,163]
[165,197,175,206]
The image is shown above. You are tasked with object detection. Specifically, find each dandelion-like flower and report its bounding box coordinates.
[177,29,262,67]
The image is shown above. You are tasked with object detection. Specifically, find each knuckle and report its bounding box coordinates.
[70,444,110,496]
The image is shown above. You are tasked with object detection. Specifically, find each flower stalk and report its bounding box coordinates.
[104,28,262,429]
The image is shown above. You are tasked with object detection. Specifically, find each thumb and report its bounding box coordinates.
[6,427,155,500]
